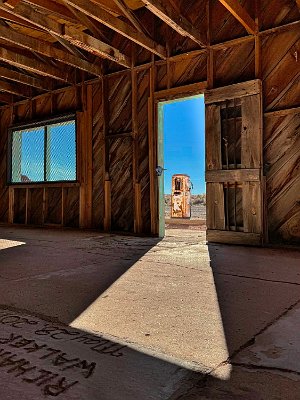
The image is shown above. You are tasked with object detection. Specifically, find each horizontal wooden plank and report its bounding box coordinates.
[207,230,262,246]
[264,106,300,118]
[8,182,80,189]
[154,81,207,101]
[205,80,261,104]
[206,169,261,182]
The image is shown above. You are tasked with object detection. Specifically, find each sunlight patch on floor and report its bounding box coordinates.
[0,238,25,250]
[71,230,231,379]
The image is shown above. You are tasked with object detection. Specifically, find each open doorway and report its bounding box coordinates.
[157,95,206,237]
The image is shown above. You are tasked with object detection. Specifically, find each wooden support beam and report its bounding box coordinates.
[217,0,257,34]
[50,34,88,61]
[25,0,77,21]
[0,8,41,29]
[0,91,13,103]
[0,47,74,83]
[0,79,32,97]
[0,24,103,76]
[104,180,111,231]
[3,0,21,8]
[0,0,132,68]
[0,65,52,90]
[64,26,131,67]
[141,0,207,47]
[112,0,150,36]
[63,1,107,41]
[0,80,32,98]
[64,0,167,58]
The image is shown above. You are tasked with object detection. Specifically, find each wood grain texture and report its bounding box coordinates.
[205,103,222,170]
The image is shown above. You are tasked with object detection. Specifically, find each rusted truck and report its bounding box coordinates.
[171,174,192,219]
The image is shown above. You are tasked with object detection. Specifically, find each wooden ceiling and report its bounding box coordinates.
[0,0,264,103]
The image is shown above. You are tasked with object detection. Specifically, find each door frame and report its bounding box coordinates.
[150,81,207,237]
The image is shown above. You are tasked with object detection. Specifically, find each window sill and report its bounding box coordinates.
[7,181,80,189]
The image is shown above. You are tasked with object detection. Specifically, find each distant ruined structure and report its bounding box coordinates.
[171,174,192,219]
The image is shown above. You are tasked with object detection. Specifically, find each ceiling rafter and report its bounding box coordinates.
[217,0,257,35]
[140,0,207,47]
[0,24,103,76]
[63,0,167,59]
[0,78,32,97]
[0,0,132,68]
[112,0,150,36]
[0,46,74,83]
[63,1,108,42]
[50,33,89,61]
[0,8,41,29]
[90,0,143,16]
[0,91,13,103]
[0,65,52,90]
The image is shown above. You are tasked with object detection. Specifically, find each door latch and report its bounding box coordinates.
[156,166,166,176]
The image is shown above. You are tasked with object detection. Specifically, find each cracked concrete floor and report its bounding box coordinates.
[0,226,300,399]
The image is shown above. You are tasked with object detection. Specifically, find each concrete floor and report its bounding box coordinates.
[0,226,300,399]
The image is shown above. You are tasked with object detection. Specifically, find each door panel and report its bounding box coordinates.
[205,80,264,245]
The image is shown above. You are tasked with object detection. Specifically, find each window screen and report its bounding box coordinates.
[10,117,76,183]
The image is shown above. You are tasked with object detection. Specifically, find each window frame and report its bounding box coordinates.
[7,113,78,185]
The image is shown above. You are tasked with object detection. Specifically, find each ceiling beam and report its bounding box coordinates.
[64,0,167,58]
[90,0,143,16]
[0,1,132,68]
[63,1,107,41]
[24,0,77,21]
[217,0,257,35]
[50,33,89,60]
[0,92,13,103]
[0,65,52,90]
[112,0,150,36]
[0,47,74,83]
[0,8,42,29]
[0,24,103,76]
[3,0,21,8]
[141,0,207,47]
[0,79,32,97]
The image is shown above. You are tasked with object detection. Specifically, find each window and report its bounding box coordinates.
[9,115,76,183]
[174,178,182,191]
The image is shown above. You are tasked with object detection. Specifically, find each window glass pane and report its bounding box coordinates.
[46,121,76,181]
[11,128,45,183]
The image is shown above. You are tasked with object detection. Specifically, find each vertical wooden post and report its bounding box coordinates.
[78,80,93,229]
[254,0,261,79]
[148,56,157,235]
[166,43,171,90]
[85,84,93,228]
[206,1,214,90]
[8,105,14,224]
[102,66,111,232]
[8,187,14,224]
[42,187,46,225]
[25,187,29,225]
[61,187,65,226]
[132,44,142,233]
[78,96,86,228]
[104,180,111,231]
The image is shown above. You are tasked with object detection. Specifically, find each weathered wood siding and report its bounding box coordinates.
[0,0,298,244]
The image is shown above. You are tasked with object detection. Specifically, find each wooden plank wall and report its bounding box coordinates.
[0,0,299,244]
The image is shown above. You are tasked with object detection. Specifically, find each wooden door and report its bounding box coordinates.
[205,80,265,245]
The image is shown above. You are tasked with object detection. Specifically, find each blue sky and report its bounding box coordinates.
[163,95,205,194]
